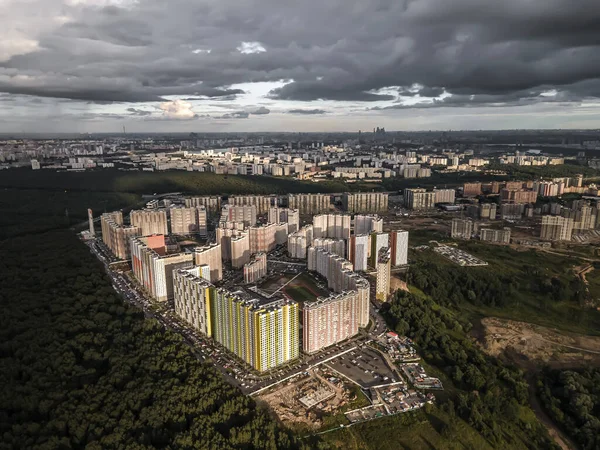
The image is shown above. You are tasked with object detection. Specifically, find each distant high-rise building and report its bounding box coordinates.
[312,237,345,258]
[194,243,223,282]
[404,188,435,210]
[313,214,351,240]
[349,234,369,271]
[370,232,389,267]
[170,207,198,235]
[288,193,331,214]
[269,207,300,233]
[185,196,221,215]
[479,203,497,220]
[480,228,511,244]
[288,225,313,259]
[248,223,280,254]
[31,159,40,170]
[433,188,456,204]
[302,292,360,354]
[101,211,140,259]
[375,247,391,301]
[451,218,474,239]
[130,209,169,236]
[243,252,267,284]
[541,216,574,241]
[220,205,257,227]
[131,235,194,302]
[228,195,276,214]
[354,214,383,235]
[173,267,215,336]
[390,230,409,266]
[500,203,525,220]
[197,206,208,237]
[463,183,482,197]
[500,188,538,204]
[342,192,388,213]
[231,233,251,269]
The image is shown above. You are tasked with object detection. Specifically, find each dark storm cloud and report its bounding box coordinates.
[217,106,270,119]
[126,107,152,116]
[1,0,600,109]
[219,111,250,119]
[288,109,327,115]
[250,106,270,115]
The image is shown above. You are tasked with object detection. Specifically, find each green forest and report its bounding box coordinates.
[408,243,600,335]
[379,290,558,450]
[489,162,599,180]
[538,368,600,450]
[0,186,326,449]
[0,168,352,195]
[0,230,323,449]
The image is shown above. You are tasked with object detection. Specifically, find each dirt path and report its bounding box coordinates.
[525,373,577,450]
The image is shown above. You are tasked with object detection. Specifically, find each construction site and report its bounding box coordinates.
[256,367,358,429]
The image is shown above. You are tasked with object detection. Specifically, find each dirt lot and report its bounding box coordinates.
[479,317,600,369]
[256,368,354,429]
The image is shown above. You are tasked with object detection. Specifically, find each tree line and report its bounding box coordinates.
[0,230,323,449]
[382,290,559,449]
[538,368,600,450]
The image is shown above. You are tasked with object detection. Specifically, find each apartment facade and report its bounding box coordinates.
[404,188,435,210]
[243,252,267,284]
[130,209,169,236]
[390,230,409,266]
[288,193,330,214]
[376,247,391,301]
[342,192,388,213]
[302,292,360,354]
[212,291,299,372]
[194,243,223,282]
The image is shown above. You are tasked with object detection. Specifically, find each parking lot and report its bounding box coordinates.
[326,347,402,389]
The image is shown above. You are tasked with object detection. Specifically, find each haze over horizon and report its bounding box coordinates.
[2,0,600,133]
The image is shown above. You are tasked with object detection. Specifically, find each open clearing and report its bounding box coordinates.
[479,317,600,369]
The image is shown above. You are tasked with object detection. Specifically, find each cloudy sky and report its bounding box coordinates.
[1,0,600,133]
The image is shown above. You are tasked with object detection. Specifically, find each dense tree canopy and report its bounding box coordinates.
[382,291,558,450]
[0,231,318,449]
[538,368,600,450]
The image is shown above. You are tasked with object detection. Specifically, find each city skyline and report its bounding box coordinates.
[1,0,600,132]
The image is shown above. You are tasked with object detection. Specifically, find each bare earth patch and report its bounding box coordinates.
[480,317,600,369]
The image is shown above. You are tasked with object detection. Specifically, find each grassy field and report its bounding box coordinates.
[283,272,329,302]
[409,240,600,336]
[284,285,319,303]
[321,407,497,450]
